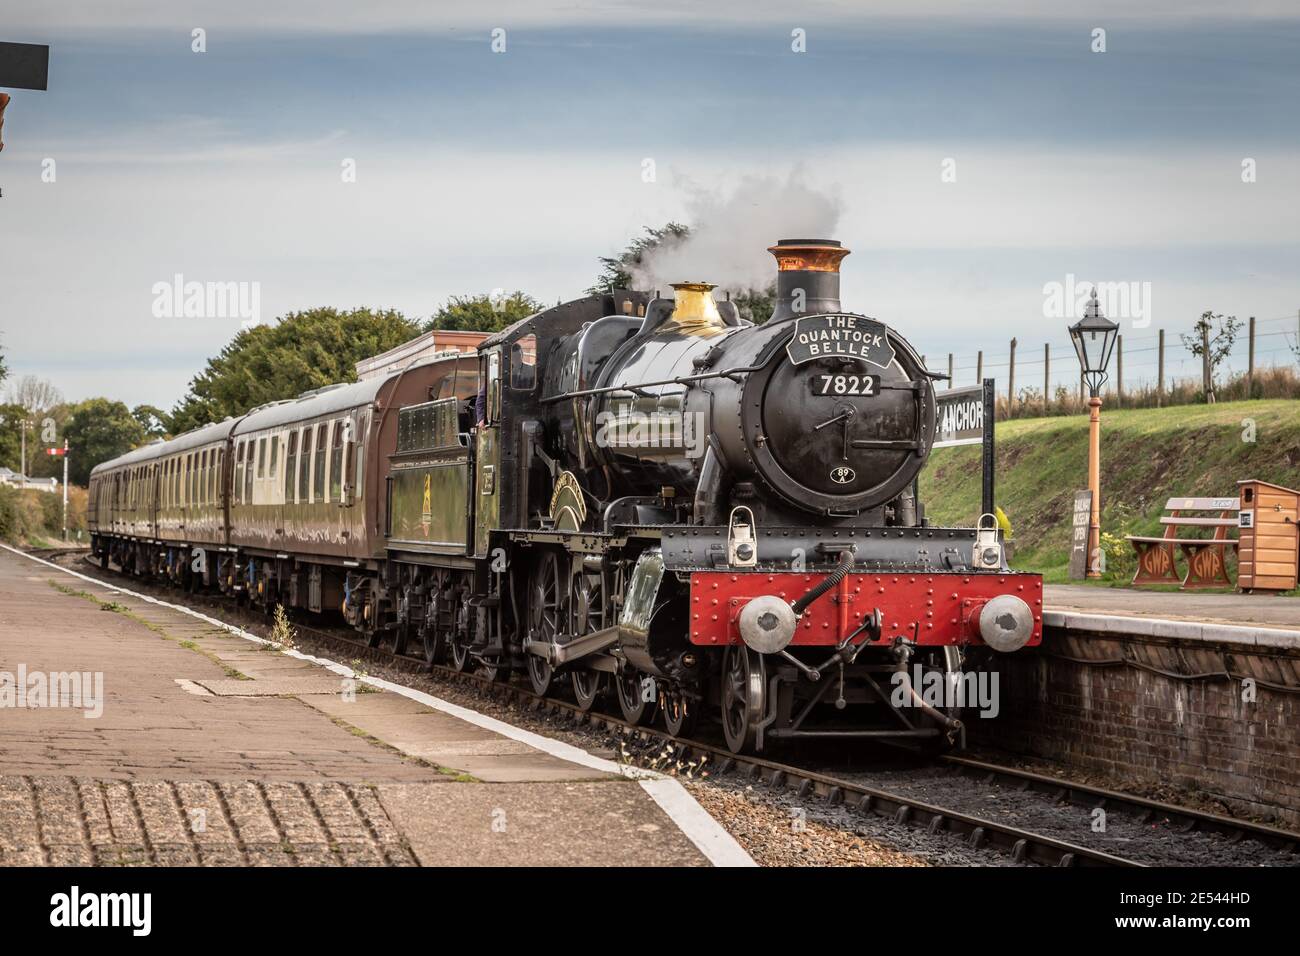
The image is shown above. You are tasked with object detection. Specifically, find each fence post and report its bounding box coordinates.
[1008,338,1017,417]
[1248,315,1256,398]
[1116,335,1123,407]
[1043,343,1050,415]
[1157,329,1165,407]
[976,350,983,384]
[947,352,953,384]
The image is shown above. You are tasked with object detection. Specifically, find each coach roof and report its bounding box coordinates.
[90,417,240,477]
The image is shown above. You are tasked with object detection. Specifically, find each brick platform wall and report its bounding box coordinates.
[968,628,1300,828]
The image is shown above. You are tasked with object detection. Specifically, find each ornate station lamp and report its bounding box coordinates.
[1069,290,1120,579]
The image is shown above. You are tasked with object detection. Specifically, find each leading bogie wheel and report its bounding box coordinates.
[661,687,700,739]
[722,644,766,754]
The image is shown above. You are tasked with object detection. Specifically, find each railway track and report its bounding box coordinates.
[49,549,1300,868]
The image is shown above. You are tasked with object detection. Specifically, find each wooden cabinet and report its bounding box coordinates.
[1236,479,1299,592]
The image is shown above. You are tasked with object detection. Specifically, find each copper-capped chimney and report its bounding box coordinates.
[767,239,850,322]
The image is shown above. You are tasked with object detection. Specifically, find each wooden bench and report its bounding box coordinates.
[1126,496,1239,589]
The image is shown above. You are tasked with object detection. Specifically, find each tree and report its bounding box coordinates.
[588,222,776,323]
[1180,311,1242,403]
[5,374,63,416]
[0,340,8,388]
[168,307,419,434]
[0,401,25,473]
[423,292,541,334]
[132,404,169,439]
[730,284,777,324]
[63,398,147,486]
[588,223,689,294]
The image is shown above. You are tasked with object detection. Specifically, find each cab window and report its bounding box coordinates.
[484,350,501,423]
[510,335,537,390]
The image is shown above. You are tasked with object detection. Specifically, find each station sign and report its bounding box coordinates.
[933,385,985,449]
[1068,490,1093,579]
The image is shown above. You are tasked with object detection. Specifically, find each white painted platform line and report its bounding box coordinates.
[4,544,755,868]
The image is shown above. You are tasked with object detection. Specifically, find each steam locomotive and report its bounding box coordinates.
[88,238,1041,754]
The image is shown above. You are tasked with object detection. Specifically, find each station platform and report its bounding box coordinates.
[0,547,752,867]
[1044,584,1300,650]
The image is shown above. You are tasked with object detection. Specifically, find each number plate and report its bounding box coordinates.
[810,373,879,396]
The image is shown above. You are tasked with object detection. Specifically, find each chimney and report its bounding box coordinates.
[767,239,850,322]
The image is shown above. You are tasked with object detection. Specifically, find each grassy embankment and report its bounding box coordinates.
[0,484,87,547]
[918,398,1300,588]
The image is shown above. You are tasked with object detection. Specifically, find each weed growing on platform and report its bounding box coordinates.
[268,604,297,651]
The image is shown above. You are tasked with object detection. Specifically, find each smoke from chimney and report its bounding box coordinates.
[628,171,842,294]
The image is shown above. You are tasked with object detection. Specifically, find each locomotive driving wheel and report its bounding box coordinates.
[722,644,766,754]
[568,565,608,711]
[571,669,605,712]
[615,671,655,725]
[526,550,568,696]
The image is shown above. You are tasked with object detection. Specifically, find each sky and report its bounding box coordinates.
[1,1,1298,410]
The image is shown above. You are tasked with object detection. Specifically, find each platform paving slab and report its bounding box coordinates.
[1045,584,1300,632]
[0,549,727,866]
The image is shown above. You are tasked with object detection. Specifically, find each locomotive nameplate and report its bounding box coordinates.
[785,314,896,369]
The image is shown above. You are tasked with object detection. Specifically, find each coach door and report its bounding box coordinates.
[474,348,501,557]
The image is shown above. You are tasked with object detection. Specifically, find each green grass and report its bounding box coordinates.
[919,398,1300,584]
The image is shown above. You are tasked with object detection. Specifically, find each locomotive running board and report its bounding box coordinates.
[524,625,620,665]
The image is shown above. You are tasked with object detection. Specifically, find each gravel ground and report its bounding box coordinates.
[54,555,1299,868]
[820,765,1296,867]
[683,781,927,867]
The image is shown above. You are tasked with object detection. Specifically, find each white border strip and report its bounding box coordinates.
[3,544,754,868]
[1043,607,1300,647]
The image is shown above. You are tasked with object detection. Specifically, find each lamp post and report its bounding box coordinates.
[1069,289,1120,580]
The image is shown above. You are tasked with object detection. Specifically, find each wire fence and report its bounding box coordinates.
[919,312,1300,416]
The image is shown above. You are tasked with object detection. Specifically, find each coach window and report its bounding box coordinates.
[234,442,245,505]
[313,423,327,502]
[245,441,255,502]
[269,433,279,480]
[215,449,223,503]
[257,437,266,480]
[353,421,364,499]
[285,430,298,502]
[187,454,196,505]
[201,451,209,505]
[329,421,343,502]
[510,335,537,390]
[342,418,356,502]
[299,427,312,502]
